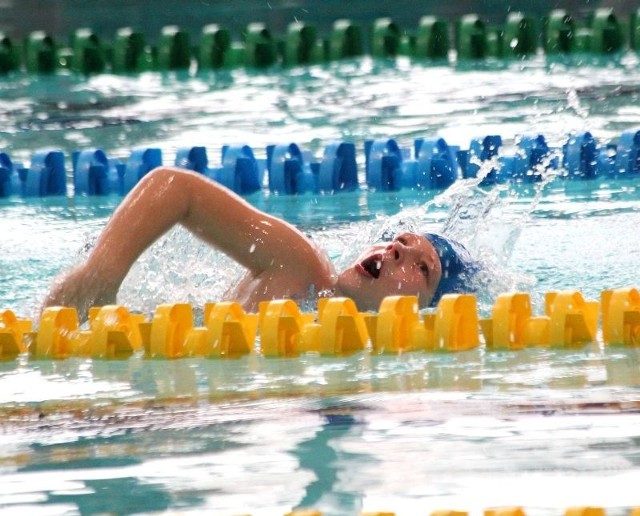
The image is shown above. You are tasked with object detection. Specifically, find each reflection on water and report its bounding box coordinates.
[3,345,640,408]
[2,374,640,515]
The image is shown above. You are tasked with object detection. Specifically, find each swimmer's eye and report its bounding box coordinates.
[419,263,429,279]
[396,236,407,245]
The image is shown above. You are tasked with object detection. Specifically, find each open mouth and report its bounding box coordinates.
[358,253,383,279]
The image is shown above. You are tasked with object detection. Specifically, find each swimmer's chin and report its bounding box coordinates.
[334,269,379,312]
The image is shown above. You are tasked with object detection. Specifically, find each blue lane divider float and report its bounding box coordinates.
[612,129,640,177]
[72,149,121,196]
[563,132,598,179]
[214,144,262,194]
[0,152,17,197]
[24,150,67,197]
[412,137,458,189]
[175,146,208,174]
[503,134,555,183]
[175,144,263,194]
[267,143,312,194]
[460,135,502,184]
[122,147,163,194]
[179,141,358,195]
[364,138,403,190]
[316,141,359,192]
[1,128,640,199]
[459,134,555,184]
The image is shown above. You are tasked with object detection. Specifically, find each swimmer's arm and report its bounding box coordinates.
[174,168,333,281]
[48,167,333,305]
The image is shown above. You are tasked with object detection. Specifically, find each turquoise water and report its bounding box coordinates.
[2,56,640,514]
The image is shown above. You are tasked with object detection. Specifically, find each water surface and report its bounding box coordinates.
[2,56,640,515]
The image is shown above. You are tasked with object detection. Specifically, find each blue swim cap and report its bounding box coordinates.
[424,233,479,306]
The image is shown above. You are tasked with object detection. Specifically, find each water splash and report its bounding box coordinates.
[96,151,563,317]
[117,227,246,318]
[567,88,590,120]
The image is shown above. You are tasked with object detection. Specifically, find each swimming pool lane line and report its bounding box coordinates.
[1,7,638,75]
[2,128,639,198]
[2,287,640,361]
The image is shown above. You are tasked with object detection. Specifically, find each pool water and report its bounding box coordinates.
[2,55,640,515]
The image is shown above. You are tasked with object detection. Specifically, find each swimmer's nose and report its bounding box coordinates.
[386,241,404,261]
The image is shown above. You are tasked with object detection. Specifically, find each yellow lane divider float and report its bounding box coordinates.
[279,506,636,516]
[3,287,640,360]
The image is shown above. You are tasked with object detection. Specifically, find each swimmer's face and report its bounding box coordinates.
[336,232,442,311]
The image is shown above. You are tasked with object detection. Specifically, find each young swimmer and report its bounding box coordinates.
[43,167,478,320]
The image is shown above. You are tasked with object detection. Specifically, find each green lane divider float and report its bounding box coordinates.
[198,24,234,69]
[632,8,640,50]
[329,19,365,60]
[112,27,153,73]
[156,25,192,70]
[0,32,20,73]
[412,16,450,60]
[69,28,107,74]
[283,22,324,66]
[0,7,639,75]
[24,30,58,74]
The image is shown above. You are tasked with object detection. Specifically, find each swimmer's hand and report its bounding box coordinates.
[42,265,118,322]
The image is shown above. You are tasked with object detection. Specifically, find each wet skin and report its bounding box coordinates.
[336,232,442,311]
[44,168,444,319]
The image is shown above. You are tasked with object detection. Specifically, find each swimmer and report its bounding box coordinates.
[43,167,478,320]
